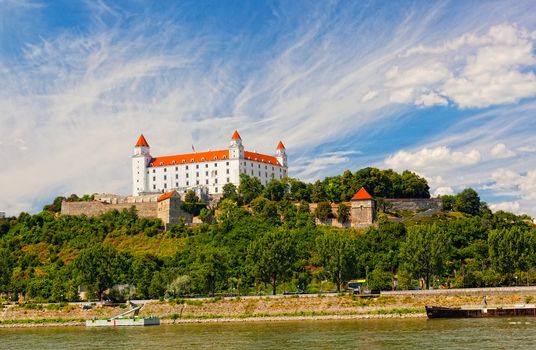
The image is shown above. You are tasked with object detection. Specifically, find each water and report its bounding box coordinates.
[1,318,535,349]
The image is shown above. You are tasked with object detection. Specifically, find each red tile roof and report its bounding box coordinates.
[244,151,281,166]
[351,187,373,200]
[277,141,285,150]
[135,134,150,147]
[148,149,282,168]
[231,130,242,140]
[149,150,230,167]
[158,191,176,202]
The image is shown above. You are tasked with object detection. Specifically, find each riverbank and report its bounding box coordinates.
[2,292,536,328]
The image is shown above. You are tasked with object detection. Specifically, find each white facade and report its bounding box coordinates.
[132,131,288,196]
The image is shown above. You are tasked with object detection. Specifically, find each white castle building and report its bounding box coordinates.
[132,131,288,196]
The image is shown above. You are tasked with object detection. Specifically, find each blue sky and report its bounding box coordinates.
[1,0,536,218]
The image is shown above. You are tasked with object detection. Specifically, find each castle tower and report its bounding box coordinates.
[229,130,244,160]
[132,134,152,196]
[350,187,376,228]
[275,141,287,167]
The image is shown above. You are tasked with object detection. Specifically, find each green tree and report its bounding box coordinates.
[315,202,333,221]
[248,230,297,295]
[73,244,125,300]
[238,174,264,204]
[488,227,534,284]
[441,195,455,211]
[400,224,450,289]
[166,275,192,297]
[453,188,480,216]
[222,183,239,202]
[263,179,287,201]
[316,231,355,292]
[337,204,350,224]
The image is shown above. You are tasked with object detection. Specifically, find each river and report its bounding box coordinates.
[2,318,535,349]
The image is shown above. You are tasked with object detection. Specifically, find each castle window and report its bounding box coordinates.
[153,176,156,181]
[250,163,253,167]
[214,163,217,167]
[186,181,189,186]
[196,180,199,185]
[191,159,194,163]
[176,182,178,187]
[214,170,218,175]
[205,171,208,176]
[186,173,189,178]
[175,174,178,179]
[164,168,167,172]
[172,161,176,165]
[258,164,260,168]
[265,165,267,169]
[175,167,178,171]
[160,162,164,166]
[196,164,199,169]
[214,178,218,184]
[153,169,155,173]
[205,164,208,168]
[226,169,229,174]
[272,167,274,171]
[164,175,167,180]
[244,162,246,166]
[227,178,230,183]
[268,161,271,164]
[153,185,156,189]
[196,172,199,177]
[186,165,189,169]
[214,156,218,160]
[222,156,226,160]
[164,183,167,189]
[201,157,205,161]
[226,162,229,166]
[147,171,149,174]
[205,179,209,185]
[182,160,186,164]
[215,187,218,192]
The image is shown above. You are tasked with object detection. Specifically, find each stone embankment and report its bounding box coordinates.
[3,288,536,328]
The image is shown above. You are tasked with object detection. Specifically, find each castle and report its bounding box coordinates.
[61,130,384,229]
[132,131,288,196]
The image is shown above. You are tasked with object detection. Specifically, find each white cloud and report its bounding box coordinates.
[385,146,481,170]
[433,186,454,197]
[490,143,515,158]
[489,201,520,213]
[415,91,448,107]
[361,90,378,103]
[396,23,536,108]
[518,146,536,153]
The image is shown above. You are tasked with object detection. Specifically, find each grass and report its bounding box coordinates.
[0,318,85,325]
[103,233,183,257]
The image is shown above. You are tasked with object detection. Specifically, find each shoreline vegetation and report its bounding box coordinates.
[3,292,536,328]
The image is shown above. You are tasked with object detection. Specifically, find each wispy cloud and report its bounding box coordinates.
[1,1,536,217]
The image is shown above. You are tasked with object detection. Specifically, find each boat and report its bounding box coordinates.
[426,304,536,319]
[86,301,160,327]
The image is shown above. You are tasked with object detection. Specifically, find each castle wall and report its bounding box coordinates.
[309,202,375,229]
[61,201,158,219]
[384,198,442,212]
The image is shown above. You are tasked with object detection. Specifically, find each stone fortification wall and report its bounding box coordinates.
[61,201,158,219]
[384,198,442,212]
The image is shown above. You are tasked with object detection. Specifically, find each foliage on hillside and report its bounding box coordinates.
[0,169,534,302]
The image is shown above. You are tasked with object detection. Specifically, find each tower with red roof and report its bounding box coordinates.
[275,141,287,168]
[132,134,153,196]
[350,187,376,227]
